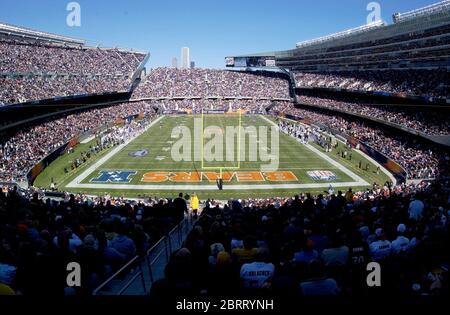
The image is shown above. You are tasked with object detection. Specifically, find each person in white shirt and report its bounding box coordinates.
[369,228,391,261]
[240,250,275,289]
[391,224,410,254]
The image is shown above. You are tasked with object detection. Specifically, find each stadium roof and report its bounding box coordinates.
[295,21,386,49]
[0,21,149,55]
[227,0,450,71]
[0,21,85,45]
[393,0,450,23]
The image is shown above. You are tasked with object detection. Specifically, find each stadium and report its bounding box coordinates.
[0,0,448,308]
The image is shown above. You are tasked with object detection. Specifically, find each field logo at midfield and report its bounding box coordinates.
[91,171,137,183]
[170,117,280,171]
[141,171,298,183]
[307,171,337,181]
[128,149,149,157]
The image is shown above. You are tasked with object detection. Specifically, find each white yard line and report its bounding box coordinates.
[303,144,367,184]
[66,116,165,187]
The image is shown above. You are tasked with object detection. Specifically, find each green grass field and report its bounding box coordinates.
[34,115,390,199]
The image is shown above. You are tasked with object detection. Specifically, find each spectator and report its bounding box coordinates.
[232,236,258,264]
[293,240,319,264]
[173,193,188,223]
[300,260,340,296]
[409,196,425,221]
[321,235,349,266]
[111,223,137,261]
[391,224,410,254]
[369,228,392,261]
[240,249,275,290]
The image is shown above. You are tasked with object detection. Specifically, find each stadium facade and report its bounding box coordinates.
[226,1,450,71]
[226,1,450,149]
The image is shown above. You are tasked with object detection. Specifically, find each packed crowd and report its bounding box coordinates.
[0,76,130,106]
[294,48,450,74]
[0,185,190,295]
[270,103,447,180]
[297,94,450,136]
[0,37,146,106]
[294,70,450,98]
[154,99,292,114]
[132,68,291,99]
[0,101,156,182]
[151,180,449,297]
[0,38,144,75]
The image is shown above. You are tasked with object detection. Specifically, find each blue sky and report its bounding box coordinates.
[0,0,440,68]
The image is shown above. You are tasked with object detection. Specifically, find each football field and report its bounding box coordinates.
[35,114,391,199]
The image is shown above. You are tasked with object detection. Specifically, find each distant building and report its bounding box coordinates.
[181,47,190,69]
[190,61,195,69]
[172,57,178,68]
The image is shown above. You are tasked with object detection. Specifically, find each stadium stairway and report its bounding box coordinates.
[93,215,194,295]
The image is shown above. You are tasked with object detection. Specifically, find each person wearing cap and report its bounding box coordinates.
[391,224,410,254]
[369,228,392,261]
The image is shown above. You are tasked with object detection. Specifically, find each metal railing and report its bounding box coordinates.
[92,213,194,295]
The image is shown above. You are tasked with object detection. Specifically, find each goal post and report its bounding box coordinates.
[200,110,243,174]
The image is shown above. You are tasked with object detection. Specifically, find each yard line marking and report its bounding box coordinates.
[96,167,341,171]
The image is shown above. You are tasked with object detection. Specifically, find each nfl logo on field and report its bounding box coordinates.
[307,170,337,181]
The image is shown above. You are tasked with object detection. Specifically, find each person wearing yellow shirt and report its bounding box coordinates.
[190,192,199,218]
[232,236,258,264]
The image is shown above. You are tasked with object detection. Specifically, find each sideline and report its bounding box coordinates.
[66,116,165,188]
[260,115,369,185]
